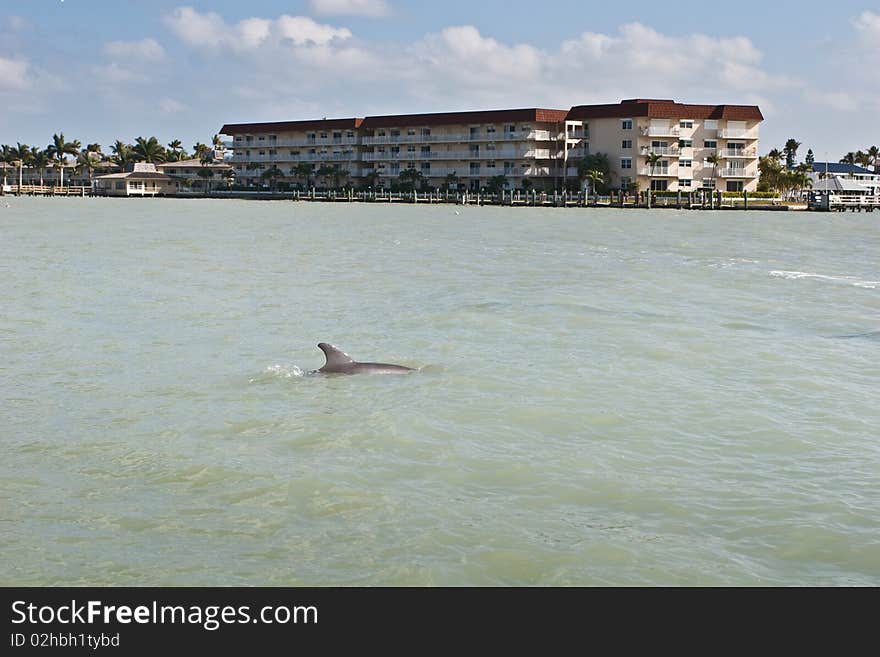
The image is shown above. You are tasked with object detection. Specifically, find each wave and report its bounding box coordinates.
[249,364,305,383]
[769,270,879,289]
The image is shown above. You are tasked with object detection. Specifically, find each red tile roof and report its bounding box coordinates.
[220,118,363,134]
[360,108,569,129]
[567,99,763,121]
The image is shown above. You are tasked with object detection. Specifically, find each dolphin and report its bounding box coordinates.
[315,343,415,375]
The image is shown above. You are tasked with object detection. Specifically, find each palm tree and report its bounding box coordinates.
[839,152,856,165]
[29,147,50,187]
[768,148,784,163]
[706,153,721,189]
[76,149,102,189]
[783,138,801,170]
[259,165,284,192]
[316,164,337,189]
[0,144,11,188]
[486,174,509,194]
[132,136,166,163]
[442,171,460,192]
[398,168,423,192]
[645,152,662,194]
[361,168,380,190]
[166,139,184,162]
[192,142,211,162]
[583,169,604,198]
[292,162,314,189]
[866,145,880,172]
[111,140,135,170]
[11,142,32,190]
[47,133,80,187]
[854,150,870,169]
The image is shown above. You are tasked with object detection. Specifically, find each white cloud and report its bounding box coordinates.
[0,56,30,90]
[163,6,351,53]
[309,0,391,17]
[93,62,147,84]
[804,90,859,112]
[159,98,187,114]
[103,38,166,61]
[853,10,880,44]
[8,15,29,31]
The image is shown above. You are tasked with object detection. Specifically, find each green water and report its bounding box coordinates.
[1,198,878,585]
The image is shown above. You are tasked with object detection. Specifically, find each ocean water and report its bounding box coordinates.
[1,197,878,586]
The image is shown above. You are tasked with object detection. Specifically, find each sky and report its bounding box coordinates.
[1,0,878,159]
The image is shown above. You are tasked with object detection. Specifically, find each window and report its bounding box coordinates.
[333,132,342,140]
[487,160,496,168]
[622,119,633,130]
[620,176,632,190]
[504,162,514,174]
[704,120,718,130]
[486,143,496,152]
[407,128,416,136]
[650,180,668,191]
[258,136,265,141]
[347,131,355,138]
[679,120,693,129]
[505,125,516,133]
[115,181,124,190]
[726,181,744,192]
[377,131,385,137]
[702,178,716,189]
[622,140,633,149]
[269,150,276,156]
[680,159,692,168]
[487,126,496,134]
[470,127,480,138]
[420,146,430,156]
[269,135,277,141]
[469,162,480,174]
[679,139,693,148]
[259,151,265,156]
[621,158,632,170]
[704,140,717,149]
[421,162,430,173]
[420,128,431,137]
[407,145,416,153]
[390,130,400,137]
[679,179,692,187]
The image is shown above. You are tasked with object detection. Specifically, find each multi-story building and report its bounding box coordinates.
[358,108,568,191]
[566,99,763,193]
[220,118,363,188]
[220,99,763,193]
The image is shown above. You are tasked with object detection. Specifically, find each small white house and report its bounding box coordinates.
[94,162,178,197]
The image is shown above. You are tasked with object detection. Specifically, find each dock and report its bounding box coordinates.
[808,193,879,212]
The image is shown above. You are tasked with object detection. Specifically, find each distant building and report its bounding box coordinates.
[156,158,233,191]
[94,162,177,197]
[220,99,763,193]
[810,162,879,194]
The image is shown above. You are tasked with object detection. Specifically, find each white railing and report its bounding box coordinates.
[362,150,552,161]
[718,129,755,139]
[638,167,677,177]
[232,153,358,163]
[234,138,359,149]
[718,148,757,158]
[361,130,552,145]
[641,126,681,137]
[640,146,680,156]
[719,168,756,177]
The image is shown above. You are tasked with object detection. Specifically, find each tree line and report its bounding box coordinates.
[1,133,225,187]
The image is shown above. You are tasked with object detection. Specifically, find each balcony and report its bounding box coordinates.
[362,150,552,161]
[361,130,552,145]
[638,167,677,177]
[232,152,358,163]
[566,129,589,140]
[640,146,680,157]
[717,129,755,139]
[718,148,757,159]
[719,168,755,178]
[640,126,681,137]
[233,137,359,149]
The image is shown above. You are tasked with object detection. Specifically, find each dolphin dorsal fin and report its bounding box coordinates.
[318,343,355,367]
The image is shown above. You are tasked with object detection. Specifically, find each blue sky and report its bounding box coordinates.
[1,0,878,159]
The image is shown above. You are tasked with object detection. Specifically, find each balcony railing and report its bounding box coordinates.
[361,130,552,145]
[718,148,757,158]
[362,150,555,161]
[640,146,680,157]
[638,167,677,177]
[719,168,755,178]
[232,152,358,163]
[640,126,681,137]
[233,137,360,148]
[717,129,755,139]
